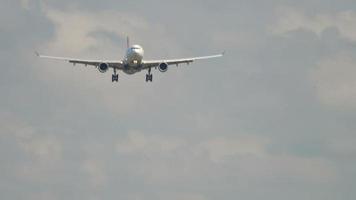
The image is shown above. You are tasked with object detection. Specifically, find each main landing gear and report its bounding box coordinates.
[146,67,153,82]
[112,68,119,82]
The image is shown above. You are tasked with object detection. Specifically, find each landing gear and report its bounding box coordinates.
[112,68,119,82]
[146,67,153,82]
[112,74,119,82]
[146,74,153,82]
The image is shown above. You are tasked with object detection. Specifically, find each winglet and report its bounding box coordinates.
[222,51,226,56]
[35,51,40,57]
[127,36,130,49]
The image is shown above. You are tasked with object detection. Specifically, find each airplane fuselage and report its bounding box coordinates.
[123,45,144,74]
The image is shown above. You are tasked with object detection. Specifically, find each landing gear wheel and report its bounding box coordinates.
[146,74,153,82]
[146,68,153,82]
[112,74,119,82]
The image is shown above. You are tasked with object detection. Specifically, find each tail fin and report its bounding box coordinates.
[126,36,130,49]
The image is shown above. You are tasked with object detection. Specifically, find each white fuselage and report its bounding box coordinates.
[123,45,144,74]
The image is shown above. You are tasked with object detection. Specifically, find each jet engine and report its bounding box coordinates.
[98,63,109,73]
[158,63,168,72]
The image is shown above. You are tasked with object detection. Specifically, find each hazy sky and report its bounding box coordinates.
[1,0,356,200]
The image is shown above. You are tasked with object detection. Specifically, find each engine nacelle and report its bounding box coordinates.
[158,63,168,72]
[98,63,109,73]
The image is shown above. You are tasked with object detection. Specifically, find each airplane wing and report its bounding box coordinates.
[141,52,224,69]
[36,52,124,69]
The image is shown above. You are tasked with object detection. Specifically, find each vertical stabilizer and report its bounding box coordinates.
[127,36,130,49]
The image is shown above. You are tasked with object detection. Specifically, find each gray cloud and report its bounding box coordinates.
[1,0,356,200]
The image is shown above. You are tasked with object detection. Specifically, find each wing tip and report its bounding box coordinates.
[35,51,40,57]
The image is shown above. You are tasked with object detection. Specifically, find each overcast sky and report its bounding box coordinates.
[1,0,356,200]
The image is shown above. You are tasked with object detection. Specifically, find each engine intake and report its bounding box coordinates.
[98,63,109,73]
[158,63,168,72]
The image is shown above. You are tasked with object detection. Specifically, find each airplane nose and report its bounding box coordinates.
[134,49,143,56]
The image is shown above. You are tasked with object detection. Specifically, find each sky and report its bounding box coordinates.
[1,0,356,199]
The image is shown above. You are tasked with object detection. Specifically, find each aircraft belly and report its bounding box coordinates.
[123,67,141,75]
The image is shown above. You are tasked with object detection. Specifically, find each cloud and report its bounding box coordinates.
[271,7,356,42]
[43,9,142,55]
[2,1,356,200]
[82,159,108,188]
[161,193,209,200]
[116,130,183,154]
[20,0,30,9]
[15,133,63,183]
[0,112,63,187]
[311,53,356,109]
[114,131,334,186]
[41,7,184,57]
[17,133,62,162]
[328,136,356,158]
[196,136,269,162]
[116,131,269,161]
[0,112,62,163]
[33,7,190,118]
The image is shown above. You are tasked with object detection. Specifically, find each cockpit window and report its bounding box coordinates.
[131,45,141,50]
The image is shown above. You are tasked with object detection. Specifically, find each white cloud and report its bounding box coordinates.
[40,8,184,59]
[0,112,62,163]
[211,30,259,49]
[271,7,356,109]
[20,0,30,10]
[3,2,352,199]
[116,130,183,154]
[43,9,141,55]
[328,136,356,157]
[18,134,62,162]
[15,134,63,184]
[0,114,65,187]
[115,132,335,185]
[116,132,268,162]
[161,193,209,200]
[33,8,188,117]
[311,53,356,109]
[27,192,59,200]
[271,7,356,42]
[82,159,108,188]
[196,136,269,162]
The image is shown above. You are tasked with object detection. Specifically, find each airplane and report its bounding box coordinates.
[36,37,224,82]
